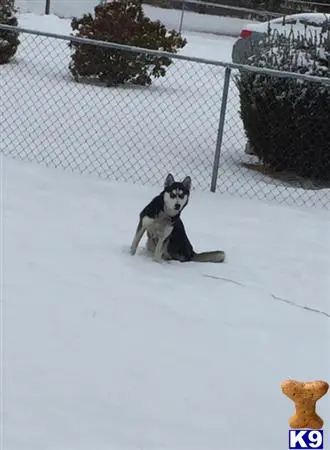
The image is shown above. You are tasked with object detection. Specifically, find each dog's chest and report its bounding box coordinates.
[142,213,173,238]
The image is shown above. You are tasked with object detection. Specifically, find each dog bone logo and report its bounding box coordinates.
[281,379,329,429]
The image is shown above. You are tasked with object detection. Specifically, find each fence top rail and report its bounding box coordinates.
[1,23,330,85]
[166,0,284,17]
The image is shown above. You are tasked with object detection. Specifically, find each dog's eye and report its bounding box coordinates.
[178,193,184,199]
[170,193,176,199]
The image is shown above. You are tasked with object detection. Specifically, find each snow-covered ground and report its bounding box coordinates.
[2,155,329,450]
[15,0,256,36]
[1,12,328,209]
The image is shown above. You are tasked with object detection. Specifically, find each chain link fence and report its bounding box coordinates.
[0,23,329,210]
[218,67,330,209]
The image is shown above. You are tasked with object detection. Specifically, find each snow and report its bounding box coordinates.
[243,12,330,34]
[1,9,330,450]
[15,11,237,61]
[2,154,330,450]
[1,13,328,210]
[143,4,254,37]
[243,13,330,87]
[15,0,254,36]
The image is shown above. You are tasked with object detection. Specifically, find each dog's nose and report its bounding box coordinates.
[174,204,181,210]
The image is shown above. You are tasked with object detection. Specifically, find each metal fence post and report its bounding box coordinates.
[210,66,231,193]
[45,0,51,14]
[179,0,185,34]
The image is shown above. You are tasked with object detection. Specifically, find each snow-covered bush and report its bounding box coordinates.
[236,23,330,182]
[69,0,187,86]
[0,0,20,64]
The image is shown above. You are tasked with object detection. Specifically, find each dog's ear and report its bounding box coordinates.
[182,176,191,191]
[164,173,175,189]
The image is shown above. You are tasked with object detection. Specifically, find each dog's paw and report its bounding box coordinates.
[152,254,163,263]
[130,247,136,256]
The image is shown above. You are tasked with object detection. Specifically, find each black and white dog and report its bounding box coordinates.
[130,173,225,263]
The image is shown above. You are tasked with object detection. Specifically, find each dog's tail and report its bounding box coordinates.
[191,250,225,263]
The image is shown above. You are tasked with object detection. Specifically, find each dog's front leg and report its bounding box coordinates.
[153,225,173,263]
[130,218,146,255]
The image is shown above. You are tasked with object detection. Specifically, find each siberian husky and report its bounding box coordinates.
[130,173,225,263]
